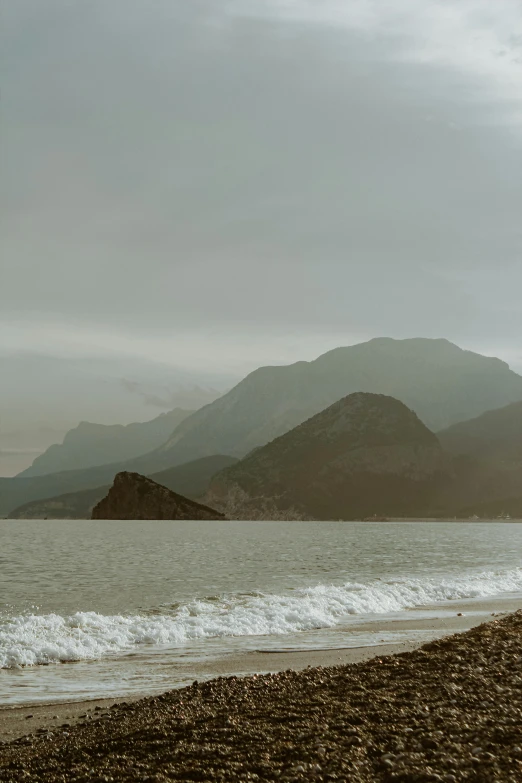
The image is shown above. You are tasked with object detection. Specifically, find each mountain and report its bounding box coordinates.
[18,408,193,478]
[438,400,522,465]
[6,456,238,519]
[0,426,67,478]
[151,338,522,470]
[2,337,521,516]
[436,401,522,516]
[91,472,225,521]
[209,393,451,520]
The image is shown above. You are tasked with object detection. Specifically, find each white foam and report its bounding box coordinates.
[2,567,521,668]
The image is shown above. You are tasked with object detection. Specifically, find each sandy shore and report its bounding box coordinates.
[1,605,522,781]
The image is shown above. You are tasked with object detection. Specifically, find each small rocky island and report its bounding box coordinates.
[91,471,225,520]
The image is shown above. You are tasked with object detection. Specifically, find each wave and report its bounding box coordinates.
[1,567,521,668]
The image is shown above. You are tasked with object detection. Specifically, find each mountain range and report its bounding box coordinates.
[151,337,522,468]
[209,394,521,520]
[7,397,522,521]
[2,338,522,517]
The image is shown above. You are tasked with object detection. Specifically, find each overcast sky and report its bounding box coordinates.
[2,0,522,375]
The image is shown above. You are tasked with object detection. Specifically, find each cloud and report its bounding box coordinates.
[236,0,522,128]
[1,0,520,374]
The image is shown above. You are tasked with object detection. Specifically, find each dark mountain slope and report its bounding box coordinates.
[7,455,238,519]
[210,393,451,520]
[436,401,522,515]
[438,400,522,464]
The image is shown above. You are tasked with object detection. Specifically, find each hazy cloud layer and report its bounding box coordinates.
[2,0,521,373]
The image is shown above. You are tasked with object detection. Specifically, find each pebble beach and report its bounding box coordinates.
[1,610,521,782]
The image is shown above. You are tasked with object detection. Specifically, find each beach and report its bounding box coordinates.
[1,596,519,741]
[1,607,521,781]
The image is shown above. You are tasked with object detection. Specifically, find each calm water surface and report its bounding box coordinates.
[1,520,521,704]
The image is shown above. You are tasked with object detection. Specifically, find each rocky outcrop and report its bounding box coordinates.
[9,455,237,519]
[210,393,451,520]
[91,472,225,520]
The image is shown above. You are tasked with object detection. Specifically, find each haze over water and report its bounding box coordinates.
[1,520,521,705]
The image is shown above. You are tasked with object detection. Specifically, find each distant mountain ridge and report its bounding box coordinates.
[2,338,521,516]
[0,351,233,475]
[210,392,451,519]
[18,408,193,478]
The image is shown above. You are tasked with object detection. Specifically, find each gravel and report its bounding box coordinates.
[1,611,521,782]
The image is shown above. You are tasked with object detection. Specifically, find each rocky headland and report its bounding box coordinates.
[91,472,225,520]
[8,455,237,519]
[1,611,521,782]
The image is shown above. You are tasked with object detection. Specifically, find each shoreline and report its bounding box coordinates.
[1,596,519,742]
[1,610,521,781]
[3,517,522,522]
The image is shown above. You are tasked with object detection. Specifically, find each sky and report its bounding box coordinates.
[2,0,522,375]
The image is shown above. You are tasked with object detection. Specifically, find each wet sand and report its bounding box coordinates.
[1,605,521,780]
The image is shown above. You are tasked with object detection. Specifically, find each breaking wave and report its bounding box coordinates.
[2,568,521,668]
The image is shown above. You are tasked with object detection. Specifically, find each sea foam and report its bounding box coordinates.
[1,568,521,668]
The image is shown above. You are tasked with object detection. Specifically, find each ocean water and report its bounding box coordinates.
[1,519,521,705]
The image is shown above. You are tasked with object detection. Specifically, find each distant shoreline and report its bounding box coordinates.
[2,516,522,522]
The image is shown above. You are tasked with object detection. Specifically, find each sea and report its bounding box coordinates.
[1,519,522,706]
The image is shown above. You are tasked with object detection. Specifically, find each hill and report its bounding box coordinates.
[91,472,225,521]
[18,408,193,478]
[7,456,238,519]
[209,393,451,520]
